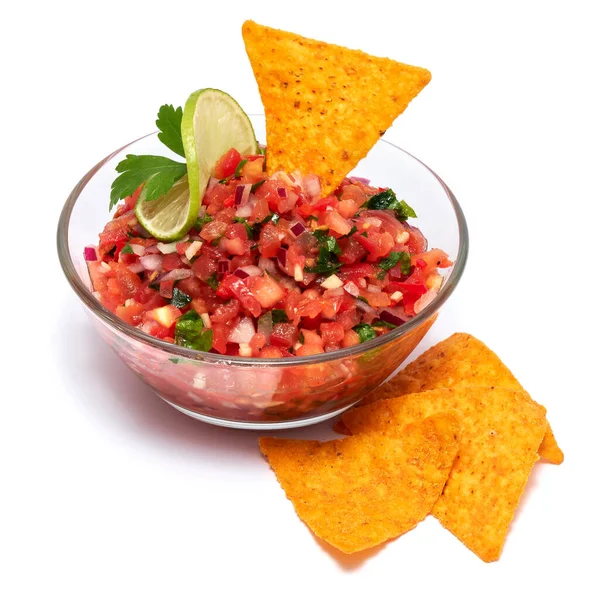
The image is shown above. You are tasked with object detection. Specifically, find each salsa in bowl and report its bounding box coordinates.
[57,116,468,428]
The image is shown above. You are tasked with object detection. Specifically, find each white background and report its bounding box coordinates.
[2,1,599,598]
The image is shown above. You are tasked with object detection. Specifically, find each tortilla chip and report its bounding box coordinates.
[339,386,548,561]
[259,412,460,554]
[242,20,431,196]
[337,333,563,464]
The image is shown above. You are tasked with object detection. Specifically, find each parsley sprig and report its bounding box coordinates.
[366,189,417,221]
[109,104,187,210]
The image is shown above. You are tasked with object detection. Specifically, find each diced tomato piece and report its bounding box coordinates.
[325,209,352,235]
[300,329,324,348]
[247,274,286,309]
[113,264,142,299]
[200,220,228,242]
[259,345,283,358]
[145,305,182,328]
[219,275,262,317]
[336,309,360,331]
[219,236,246,256]
[300,314,323,330]
[240,157,265,183]
[385,282,428,296]
[270,322,298,348]
[259,222,282,258]
[192,252,219,282]
[213,148,242,180]
[98,228,129,249]
[211,323,230,354]
[340,263,374,279]
[116,301,144,325]
[176,276,205,299]
[296,344,325,356]
[362,290,390,308]
[251,196,270,222]
[249,332,267,354]
[159,279,175,299]
[212,298,241,324]
[338,237,367,265]
[162,253,185,271]
[320,322,345,345]
[342,329,361,347]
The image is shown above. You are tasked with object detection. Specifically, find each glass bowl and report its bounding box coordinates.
[57,115,468,430]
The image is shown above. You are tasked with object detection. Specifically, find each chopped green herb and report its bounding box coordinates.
[149,281,161,291]
[233,159,248,178]
[194,215,213,229]
[234,217,255,240]
[372,320,398,329]
[171,287,192,308]
[378,251,411,274]
[361,231,368,238]
[306,215,319,221]
[352,323,377,343]
[120,244,134,255]
[341,225,358,238]
[174,310,213,352]
[271,309,289,323]
[271,213,280,225]
[304,246,342,275]
[366,189,417,221]
[206,273,218,291]
[327,236,341,256]
[218,178,229,184]
[298,331,305,344]
[257,145,266,156]
[251,180,266,193]
[314,229,329,243]
[356,296,368,304]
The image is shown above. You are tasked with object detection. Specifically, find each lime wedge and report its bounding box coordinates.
[135,174,195,241]
[181,88,258,210]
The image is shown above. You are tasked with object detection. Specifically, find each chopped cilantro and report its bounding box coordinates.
[171,287,192,308]
[271,309,289,323]
[372,320,398,329]
[120,243,134,255]
[194,215,213,230]
[233,159,248,178]
[352,323,377,343]
[174,310,213,352]
[234,217,255,240]
[341,225,358,238]
[251,180,266,193]
[306,215,319,221]
[356,296,368,304]
[366,189,417,221]
[304,246,342,275]
[378,251,411,274]
[361,231,368,238]
[298,331,305,344]
[206,273,218,291]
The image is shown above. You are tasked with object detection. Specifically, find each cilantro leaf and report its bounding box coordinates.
[110,155,187,209]
[352,323,377,343]
[327,236,341,256]
[251,180,266,193]
[271,309,289,323]
[206,273,218,291]
[171,287,192,309]
[174,310,213,352]
[156,104,185,158]
[304,246,342,274]
[195,215,213,230]
[378,251,411,273]
[341,225,358,238]
[120,244,134,255]
[372,320,398,329]
[234,159,248,178]
[366,189,417,222]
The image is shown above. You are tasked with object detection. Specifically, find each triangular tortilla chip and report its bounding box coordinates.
[259,412,460,554]
[242,20,431,196]
[338,387,548,562]
[335,333,563,464]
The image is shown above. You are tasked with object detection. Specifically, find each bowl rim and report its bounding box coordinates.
[57,127,469,367]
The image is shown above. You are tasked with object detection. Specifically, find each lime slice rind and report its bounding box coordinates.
[135,174,195,242]
[182,88,258,211]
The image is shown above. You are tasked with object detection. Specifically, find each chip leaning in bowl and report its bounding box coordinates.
[86,148,452,357]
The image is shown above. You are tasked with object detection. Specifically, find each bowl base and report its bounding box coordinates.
[157,394,351,430]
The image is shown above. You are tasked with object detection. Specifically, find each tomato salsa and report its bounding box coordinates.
[86,148,451,358]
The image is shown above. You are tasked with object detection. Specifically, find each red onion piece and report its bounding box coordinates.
[258,256,277,274]
[277,247,287,268]
[139,254,163,272]
[227,316,256,344]
[218,260,230,274]
[350,176,371,185]
[235,184,252,206]
[84,246,98,261]
[355,299,375,314]
[144,245,160,254]
[343,281,360,297]
[277,187,288,198]
[290,221,306,237]
[233,268,250,279]
[303,174,321,199]
[235,202,253,218]
[126,262,145,274]
[379,309,406,326]
[239,265,263,277]
[156,269,193,283]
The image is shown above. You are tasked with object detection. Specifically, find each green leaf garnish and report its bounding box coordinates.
[271,309,289,323]
[366,189,417,222]
[304,246,342,274]
[234,159,248,178]
[341,225,358,238]
[352,323,377,343]
[110,155,187,210]
[174,310,213,351]
[378,251,411,274]
[372,320,398,329]
[195,215,213,230]
[171,287,192,309]
[120,243,134,255]
[251,180,266,193]
[206,273,218,291]
[156,104,185,158]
